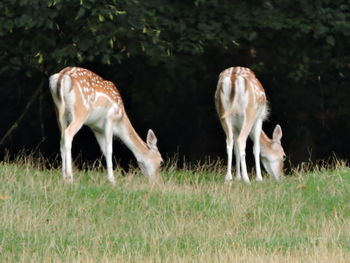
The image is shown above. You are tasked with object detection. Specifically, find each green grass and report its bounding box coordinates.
[1,157,350,262]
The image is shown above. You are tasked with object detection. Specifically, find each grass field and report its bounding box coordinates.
[0,157,350,262]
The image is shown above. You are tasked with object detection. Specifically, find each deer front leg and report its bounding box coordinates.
[104,120,115,184]
[94,122,115,185]
[252,119,263,181]
[236,135,250,183]
[233,139,241,181]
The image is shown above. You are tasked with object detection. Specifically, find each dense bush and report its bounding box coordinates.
[0,0,349,165]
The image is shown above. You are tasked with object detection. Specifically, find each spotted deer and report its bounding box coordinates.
[49,67,163,184]
[215,67,285,183]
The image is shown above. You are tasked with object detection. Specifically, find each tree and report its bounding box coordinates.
[0,0,349,164]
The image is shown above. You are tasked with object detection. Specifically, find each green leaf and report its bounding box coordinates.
[98,14,105,22]
[38,54,44,64]
[115,10,126,15]
[47,0,57,7]
[109,39,114,48]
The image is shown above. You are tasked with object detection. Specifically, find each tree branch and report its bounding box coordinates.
[0,79,45,145]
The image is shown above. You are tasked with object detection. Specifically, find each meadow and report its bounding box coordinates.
[0,156,350,262]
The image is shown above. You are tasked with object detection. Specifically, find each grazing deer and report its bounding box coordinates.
[49,67,163,184]
[215,67,285,183]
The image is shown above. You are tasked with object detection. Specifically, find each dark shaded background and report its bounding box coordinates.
[1,0,349,170]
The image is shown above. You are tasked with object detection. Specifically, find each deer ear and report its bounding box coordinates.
[272,125,283,143]
[147,129,158,150]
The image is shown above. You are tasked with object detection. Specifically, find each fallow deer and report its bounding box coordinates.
[49,67,163,184]
[215,67,285,183]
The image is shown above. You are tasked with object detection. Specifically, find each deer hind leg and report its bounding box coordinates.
[236,117,256,183]
[93,120,115,185]
[50,76,70,181]
[221,117,234,182]
[252,118,263,181]
[225,132,234,183]
[61,116,86,182]
[56,107,68,181]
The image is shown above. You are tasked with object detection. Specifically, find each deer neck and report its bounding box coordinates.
[114,115,149,162]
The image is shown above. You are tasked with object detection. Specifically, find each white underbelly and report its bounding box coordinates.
[85,107,109,131]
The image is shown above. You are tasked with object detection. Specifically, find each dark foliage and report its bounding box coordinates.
[0,0,349,168]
